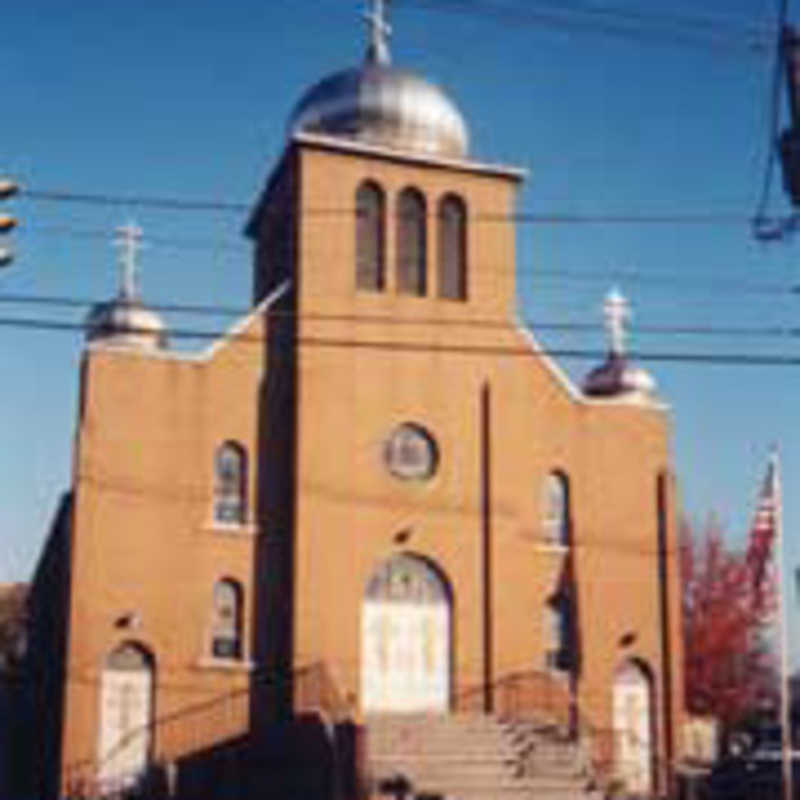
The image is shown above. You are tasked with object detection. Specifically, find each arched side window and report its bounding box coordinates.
[542,471,570,546]
[211,579,243,660]
[213,442,247,525]
[355,181,385,291]
[437,194,467,300]
[396,187,427,296]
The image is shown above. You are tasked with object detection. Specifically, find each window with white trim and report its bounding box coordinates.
[211,579,243,660]
[213,442,247,525]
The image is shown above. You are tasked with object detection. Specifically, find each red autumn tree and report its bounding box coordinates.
[680,515,778,729]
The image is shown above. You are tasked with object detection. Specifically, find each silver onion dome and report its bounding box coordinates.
[85,223,168,352]
[583,354,657,399]
[288,0,469,159]
[86,299,168,352]
[288,63,469,159]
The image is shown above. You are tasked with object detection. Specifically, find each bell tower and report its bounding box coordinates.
[246,0,523,322]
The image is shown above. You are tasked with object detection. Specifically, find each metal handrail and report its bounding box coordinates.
[452,668,674,797]
[63,660,349,799]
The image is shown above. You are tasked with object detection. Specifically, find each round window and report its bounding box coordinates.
[383,423,439,481]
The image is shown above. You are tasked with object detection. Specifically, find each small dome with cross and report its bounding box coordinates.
[85,223,168,352]
[583,287,657,401]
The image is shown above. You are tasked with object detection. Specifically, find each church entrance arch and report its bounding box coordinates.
[612,659,654,795]
[361,554,452,713]
[97,642,154,790]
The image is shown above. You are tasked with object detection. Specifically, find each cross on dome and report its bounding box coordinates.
[363,0,392,65]
[603,286,631,357]
[114,221,143,301]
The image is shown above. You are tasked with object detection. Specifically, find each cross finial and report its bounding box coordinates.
[363,0,392,65]
[114,221,143,301]
[603,286,630,357]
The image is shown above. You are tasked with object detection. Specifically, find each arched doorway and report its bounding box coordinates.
[612,659,654,795]
[361,554,451,713]
[97,642,154,789]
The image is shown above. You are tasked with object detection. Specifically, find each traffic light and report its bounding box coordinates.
[0,179,19,268]
[0,216,17,233]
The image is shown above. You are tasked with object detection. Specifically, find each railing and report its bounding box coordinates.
[64,684,250,799]
[584,725,676,798]
[452,668,674,798]
[454,668,573,726]
[294,660,351,724]
[62,663,675,799]
[63,660,350,800]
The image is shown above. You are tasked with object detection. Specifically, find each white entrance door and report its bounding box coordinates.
[97,645,153,790]
[362,555,450,713]
[613,661,653,795]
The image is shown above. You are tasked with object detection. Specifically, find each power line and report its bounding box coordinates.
[401,0,771,54]
[21,189,249,213]
[1,314,800,365]
[532,270,797,296]
[10,220,800,298]
[507,212,754,225]
[17,224,247,253]
[0,296,799,339]
[507,0,772,38]
[17,187,770,226]
[3,256,799,308]
[11,222,800,301]
[13,223,800,297]
[0,293,249,316]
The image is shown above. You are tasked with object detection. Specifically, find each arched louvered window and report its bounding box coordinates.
[213,442,247,524]
[211,579,244,659]
[438,194,467,300]
[542,471,570,546]
[355,181,385,291]
[396,187,427,296]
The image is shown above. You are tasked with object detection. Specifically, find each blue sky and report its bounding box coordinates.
[2,0,799,656]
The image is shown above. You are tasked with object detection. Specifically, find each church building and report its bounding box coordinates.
[28,4,685,798]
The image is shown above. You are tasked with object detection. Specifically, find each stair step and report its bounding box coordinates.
[525,764,586,778]
[374,771,588,789]
[372,731,513,740]
[374,762,516,772]
[370,737,512,748]
[430,792,598,800]
[370,746,518,758]
[367,713,594,799]
[398,777,590,792]
[372,753,517,764]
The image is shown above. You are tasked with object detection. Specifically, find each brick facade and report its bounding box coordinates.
[33,135,684,797]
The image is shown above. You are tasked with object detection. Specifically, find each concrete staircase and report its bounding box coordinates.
[365,714,602,800]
